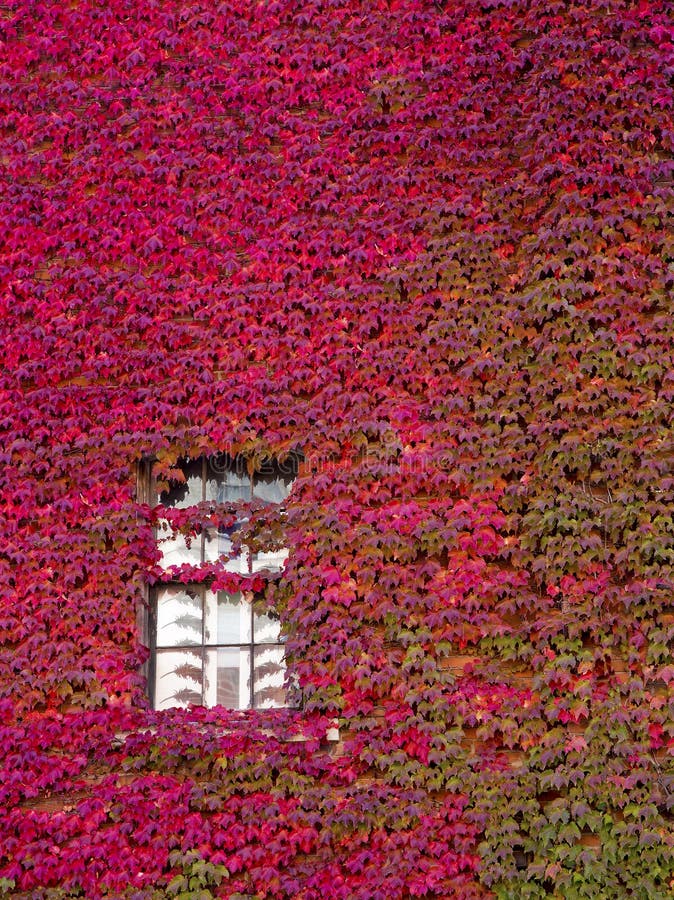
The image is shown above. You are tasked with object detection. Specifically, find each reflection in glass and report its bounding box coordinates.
[156,586,202,646]
[213,524,252,573]
[253,456,297,503]
[203,648,251,709]
[157,453,298,574]
[202,590,252,644]
[154,648,203,709]
[218,469,251,504]
[253,646,286,708]
[159,453,300,510]
[160,459,203,508]
[153,589,287,710]
[251,548,289,574]
[202,526,219,564]
[158,525,203,569]
[208,454,251,504]
[254,607,281,644]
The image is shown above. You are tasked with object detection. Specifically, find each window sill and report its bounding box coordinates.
[110,715,339,750]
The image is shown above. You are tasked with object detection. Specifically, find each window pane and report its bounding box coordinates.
[253,607,281,643]
[204,648,251,709]
[209,454,251,503]
[253,646,285,708]
[214,527,251,573]
[154,648,203,709]
[203,526,221,563]
[158,524,203,568]
[219,470,251,503]
[203,590,251,644]
[160,459,203,508]
[253,456,297,503]
[204,456,220,504]
[203,523,251,574]
[252,547,289,574]
[156,585,202,646]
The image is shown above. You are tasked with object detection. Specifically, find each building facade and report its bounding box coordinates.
[1,1,673,896]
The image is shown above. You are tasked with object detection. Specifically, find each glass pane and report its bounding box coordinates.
[253,607,281,643]
[203,590,251,644]
[220,470,251,503]
[252,548,289,573]
[156,586,202,647]
[204,456,221,505]
[154,648,203,709]
[216,527,251,573]
[205,522,250,572]
[253,646,286,708]
[158,523,203,568]
[209,454,251,504]
[204,648,251,709]
[160,459,203,508]
[204,525,248,572]
[253,456,297,503]
[203,526,221,563]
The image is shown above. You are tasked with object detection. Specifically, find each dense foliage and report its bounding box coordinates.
[1,0,673,896]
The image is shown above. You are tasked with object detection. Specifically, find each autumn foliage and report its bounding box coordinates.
[0,0,673,896]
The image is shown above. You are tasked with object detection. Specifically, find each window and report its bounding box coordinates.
[157,454,298,574]
[147,452,300,711]
[150,584,286,710]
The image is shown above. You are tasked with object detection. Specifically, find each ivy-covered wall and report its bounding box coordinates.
[1,0,673,897]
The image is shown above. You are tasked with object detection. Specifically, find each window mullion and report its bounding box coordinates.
[149,589,157,709]
[201,585,206,705]
[247,469,253,575]
[200,457,206,565]
[250,597,255,709]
